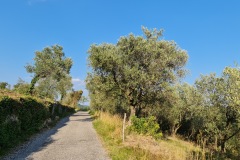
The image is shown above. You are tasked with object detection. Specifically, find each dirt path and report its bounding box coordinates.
[2,111,110,160]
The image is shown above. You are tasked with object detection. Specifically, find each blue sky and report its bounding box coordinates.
[1,0,240,98]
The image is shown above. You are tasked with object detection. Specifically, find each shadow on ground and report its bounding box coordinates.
[70,117,92,122]
[2,111,91,160]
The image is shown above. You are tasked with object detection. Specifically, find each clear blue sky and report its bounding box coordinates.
[1,0,240,97]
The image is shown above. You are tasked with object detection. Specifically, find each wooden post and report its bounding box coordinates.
[52,102,56,116]
[122,113,127,142]
[100,108,103,120]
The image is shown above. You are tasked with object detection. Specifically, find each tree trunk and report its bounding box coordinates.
[135,106,142,117]
[214,136,218,151]
[220,140,226,153]
[29,75,40,95]
[220,134,228,153]
[172,128,177,137]
[60,93,65,103]
[130,105,136,117]
[171,124,181,136]
[128,105,136,125]
[52,103,56,115]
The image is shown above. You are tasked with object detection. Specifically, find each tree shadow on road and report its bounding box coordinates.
[2,111,95,160]
[70,117,92,122]
[2,115,71,160]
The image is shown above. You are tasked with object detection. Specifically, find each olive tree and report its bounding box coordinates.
[195,67,240,152]
[87,27,188,118]
[26,45,73,100]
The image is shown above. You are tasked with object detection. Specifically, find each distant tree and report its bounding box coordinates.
[79,96,88,105]
[56,75,73,101]
[219,67,240,152]
[87,27,188,118]
[160,83,203,136]
[35,76,58,100]
[0,82,10,90]
[13,78,30,95]
[25,45,73,99]
[63,90,83,108]
[195,67,240,152]
[195,73,227,151]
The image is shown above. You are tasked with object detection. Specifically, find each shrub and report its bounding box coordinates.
[0,95,75,156]
[129,116,163,139]
[0,82,9,90]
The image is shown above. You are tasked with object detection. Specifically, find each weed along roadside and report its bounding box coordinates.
[91,111,202,160]
[0,90,75,157]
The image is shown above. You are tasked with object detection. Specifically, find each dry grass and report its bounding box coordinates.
[93,111,203,160]
[0,89,54,103]
[99,111,122,137]
[125,135,202,160]
[93,112,155,159]
[0,89,22,99]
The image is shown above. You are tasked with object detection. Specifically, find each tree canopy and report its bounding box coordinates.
[195,67,240,152]
[0,82,10,90]
[87,27,240,157]
[87,27,188,117]
[26,45,73,100]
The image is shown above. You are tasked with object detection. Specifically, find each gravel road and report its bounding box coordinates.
[2,111,110,160]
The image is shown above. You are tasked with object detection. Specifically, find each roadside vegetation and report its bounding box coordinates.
[1,26,240,159]
[92,111,202,160]
[0,45,83,156]
[0,90,75,156]
[87,27,240,159]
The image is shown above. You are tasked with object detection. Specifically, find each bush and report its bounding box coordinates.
[0,95,75,156]
[129,116,162,139]
[0,82,9,90]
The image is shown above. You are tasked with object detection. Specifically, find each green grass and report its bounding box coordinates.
[93,120,156,160]
[92,112,204,160]
[92,112,162,160]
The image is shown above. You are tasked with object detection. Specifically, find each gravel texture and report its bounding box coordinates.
[2,111,110,160]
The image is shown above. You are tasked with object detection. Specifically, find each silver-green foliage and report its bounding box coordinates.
[87,27,188,116]
[26,45,73,100]
[13,78,30,95]
[195,67,240,153]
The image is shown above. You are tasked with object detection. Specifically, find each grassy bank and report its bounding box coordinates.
[92,111,203,160]
[0,90,75,156]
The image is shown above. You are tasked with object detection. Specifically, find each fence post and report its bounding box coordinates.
[122,113,127,142]
[52,102,57,116]
[100,108,103,120]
